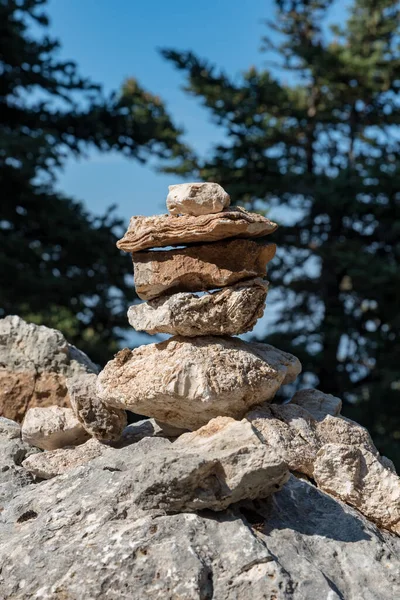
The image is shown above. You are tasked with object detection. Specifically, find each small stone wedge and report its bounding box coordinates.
[132,239,276,300]
[117,207,277,253]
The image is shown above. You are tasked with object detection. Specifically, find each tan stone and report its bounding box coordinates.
[128,278,268,336]
[166,182,230,216]
[97,337,301,430]
[132,239,276,300]
[21,406,90,451]
[291,388,342,421]
[67,373,127,442]
[314,443,400,535]
[22,438,105,479]
[117,207,277,253]
[0,369,36,422]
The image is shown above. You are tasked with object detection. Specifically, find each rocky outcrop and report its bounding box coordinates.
[132,239,275,300]
[1,420,399,599]
[167,182,230,215]
[21,406,90,450]
[67,373,127,441]
[117,207,277,252]
[97,337,301,430]
[0,315,98,422]
[128,278,269,336]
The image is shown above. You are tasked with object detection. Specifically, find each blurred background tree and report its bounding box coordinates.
[0,0,188,364]
[162,0,400,463]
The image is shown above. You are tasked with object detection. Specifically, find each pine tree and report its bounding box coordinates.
[162,0,400,464]
[0,0,188,364]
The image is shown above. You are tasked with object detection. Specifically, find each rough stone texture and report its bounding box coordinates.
[0,428,39,506]
[247,403,319,477]
[117,207,278,253]
[21,406,90,450]
[128,278,268,336]
[1,452,399,599]
[133,239,276,300]
[97,337,301,430]
[314,443,400,536]
[291,388,342,420]
[67,373,127,441]
[0,315,98,422]
[167,182,231,216]
[247,398,389,477]
[0,416,21,439]
[22,438,106,479]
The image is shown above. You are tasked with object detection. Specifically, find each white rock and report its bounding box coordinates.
[97,337,301,430]
[21,406,90,451]
[167,182,230,216]
[314,443,400,535]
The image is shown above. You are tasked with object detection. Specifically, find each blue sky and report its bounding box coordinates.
[45,0,349,222]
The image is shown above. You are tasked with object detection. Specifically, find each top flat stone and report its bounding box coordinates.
[166,182,230,216]
[117,207,278,253]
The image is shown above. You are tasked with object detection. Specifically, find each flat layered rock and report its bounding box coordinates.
[117,207,277,253]
[133,239,276,300]
[166,182,230,215]
[97,337,301,430]
[21,406,90,450]
[67,373,127,442]
[128,278,268,336]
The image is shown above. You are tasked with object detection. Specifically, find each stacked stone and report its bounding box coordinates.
[97,183,302,431]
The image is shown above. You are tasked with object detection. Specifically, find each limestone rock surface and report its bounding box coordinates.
[128,278,268,336]
[167,182,230,215]
[133,239,276,300]
[117,207,277,253]
[1,440,399,599]
[247,396,389,479]
[0,315,98,422]
[67,373,127,441]
[97,337,301,430]
[314,443,400,535]
[21,406,90,450]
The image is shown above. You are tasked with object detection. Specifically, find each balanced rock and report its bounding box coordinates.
[117,207,277,253]
[67,373,127,442]
[314,443,400,535]
[166,182,230,216]
[21,406,90,450]
[0,315,98,422]
[133,239,276,300]
[97,337,301,430]
[128,278,268,336]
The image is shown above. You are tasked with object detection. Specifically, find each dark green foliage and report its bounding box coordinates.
[0,0,187,364]
[162,0,400,464]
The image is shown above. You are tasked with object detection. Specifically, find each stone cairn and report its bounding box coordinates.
[13,182,400,537]
[96,182,301,432]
